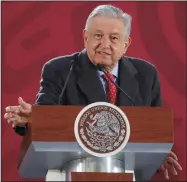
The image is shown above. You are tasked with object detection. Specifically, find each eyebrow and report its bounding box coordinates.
[110,33,120,36]
[94,30,120,36]
[94,30,103,33]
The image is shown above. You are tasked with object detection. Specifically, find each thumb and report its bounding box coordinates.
[18,97,28,109]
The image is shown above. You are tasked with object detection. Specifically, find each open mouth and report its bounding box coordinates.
[97,51,111,56]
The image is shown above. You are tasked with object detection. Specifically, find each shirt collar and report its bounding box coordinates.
[97,62,119,78]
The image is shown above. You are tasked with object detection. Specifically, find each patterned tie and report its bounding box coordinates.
[103,73,117,104]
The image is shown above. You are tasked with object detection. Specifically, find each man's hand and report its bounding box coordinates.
[158,151,182,179]
[4,97,32,128]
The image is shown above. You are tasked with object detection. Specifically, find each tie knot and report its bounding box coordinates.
[103,73,115,82]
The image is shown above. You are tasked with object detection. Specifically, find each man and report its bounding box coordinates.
[4,4,182,180]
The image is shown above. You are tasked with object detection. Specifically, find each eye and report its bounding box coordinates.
[111,36,119,42]
[94,33,102,40]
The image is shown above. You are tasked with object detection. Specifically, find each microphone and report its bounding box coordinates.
[95,64,135,106]
[58,60,75,105]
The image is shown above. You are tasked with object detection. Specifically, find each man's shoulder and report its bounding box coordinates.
[43,52,79,69]
[125,56,157,74]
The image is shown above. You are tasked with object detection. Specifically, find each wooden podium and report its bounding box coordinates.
[18,105,174,181]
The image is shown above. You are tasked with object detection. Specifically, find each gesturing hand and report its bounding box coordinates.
[158,151,182,179]
[4,97,32,128]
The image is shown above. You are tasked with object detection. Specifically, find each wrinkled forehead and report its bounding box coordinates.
[86,16,126,35]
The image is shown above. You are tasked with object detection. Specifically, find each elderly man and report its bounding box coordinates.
[4,4,182,180]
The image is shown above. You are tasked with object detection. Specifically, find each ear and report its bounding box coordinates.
[82,29,88,47]
[124,37,132,54]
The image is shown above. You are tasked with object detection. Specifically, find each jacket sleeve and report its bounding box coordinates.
[151,68,162,107]
[14,60,64,136]
[35,60,64,105]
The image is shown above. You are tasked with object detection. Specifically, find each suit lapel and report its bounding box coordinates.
[75,50,142,105]
[76,49,107,104]
[118,57,142,106]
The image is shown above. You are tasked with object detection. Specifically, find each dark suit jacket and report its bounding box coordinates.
[14,49,162,135]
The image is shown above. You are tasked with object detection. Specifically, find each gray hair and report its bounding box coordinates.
[85,4,132,38]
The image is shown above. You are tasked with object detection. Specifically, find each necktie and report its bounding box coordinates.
[103,73,117,104]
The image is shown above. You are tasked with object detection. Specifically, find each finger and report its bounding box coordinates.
[164,160,178,175]
[5,112,20,119]
[170,165,178,175]
[12,123,16,128]
[7,115,20,123]
[163,167,169,179]
[7,119,13,124]
[7,116,27,127]
[167,157,182,170]
[169,151,178,160]
[5,106,12,112]
[159,164,165,172]
[5,106,20,113]
[19,107,30,115]
[160,164,169,179]
[8,120,25,128]
[7,118,20,125]
[4,112,12,119]
[164,169,169,179]
[18,97,32,115]
[18,97,28,109]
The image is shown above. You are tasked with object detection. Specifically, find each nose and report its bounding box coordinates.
[100,36,111,48]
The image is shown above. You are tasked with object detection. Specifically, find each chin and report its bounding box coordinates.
[94,59,113,66]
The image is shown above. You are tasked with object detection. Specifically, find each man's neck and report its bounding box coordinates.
[103,64,116,73]
[97,62,119,78]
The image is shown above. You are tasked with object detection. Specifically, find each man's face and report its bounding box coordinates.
[83,16,131,68]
